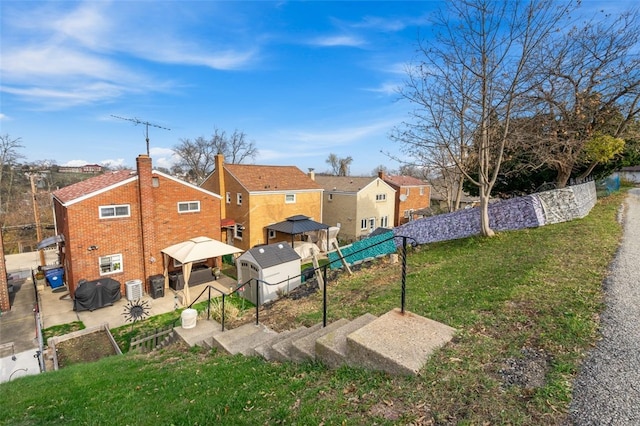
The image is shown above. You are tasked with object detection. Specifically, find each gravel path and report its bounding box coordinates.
[569,188,640,425]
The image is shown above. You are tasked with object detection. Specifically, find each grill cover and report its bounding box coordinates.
[74,278,122,311]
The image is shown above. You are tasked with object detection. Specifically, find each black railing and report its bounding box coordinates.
[171,233,417,333]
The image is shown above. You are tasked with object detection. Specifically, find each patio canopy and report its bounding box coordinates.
[265,215,329,245]
[160,236,243,305]
[37,234,64,250]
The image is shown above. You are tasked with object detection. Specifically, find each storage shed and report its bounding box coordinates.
[236,243,302,305]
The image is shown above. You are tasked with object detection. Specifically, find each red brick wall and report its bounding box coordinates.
[57,164,222,296]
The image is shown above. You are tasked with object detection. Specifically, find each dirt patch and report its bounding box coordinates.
[55,330,119,369]
[499,347,551,391]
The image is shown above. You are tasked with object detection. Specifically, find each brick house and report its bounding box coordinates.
[378,172,431,226]
[200,155,324,251]
[312,175,396,242]
[52,154,222,297]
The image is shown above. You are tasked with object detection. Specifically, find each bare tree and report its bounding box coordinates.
[210,128,258,164]
[173,128,257,184]
[394,0,571,236]
[0,134,25,215]
[338,156,353,176]
[325,153,340,175]
[523,11,640,187]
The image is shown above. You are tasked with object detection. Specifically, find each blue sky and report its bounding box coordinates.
[1,1,632,176]
[0,1,441,176]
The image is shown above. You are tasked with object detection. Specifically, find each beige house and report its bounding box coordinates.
[200,155,324,251]
[312,175,396,242]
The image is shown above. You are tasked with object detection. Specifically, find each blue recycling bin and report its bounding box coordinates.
[44,267,65,289]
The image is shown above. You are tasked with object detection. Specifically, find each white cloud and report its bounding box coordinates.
[62,159,90,167]
[100,158,127,168]
[0,114,8,121]
[149,147,180,170]
[309,35,365,47]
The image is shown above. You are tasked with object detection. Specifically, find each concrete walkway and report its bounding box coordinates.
[0,248,236,383]
[569,188,640,424]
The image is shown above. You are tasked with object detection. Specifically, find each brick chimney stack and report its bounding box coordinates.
[378,170,385,180]
[137,154,156,287]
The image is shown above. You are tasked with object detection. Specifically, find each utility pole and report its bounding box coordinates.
[29,174,45,266]
[111,115,171,156]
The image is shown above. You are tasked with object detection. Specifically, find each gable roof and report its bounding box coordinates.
[53,169,221,207]
[225,164,323,192]
[382,175,428,188]
[53,170,136,205]
[243,242,301,269]
[313,175,384,193]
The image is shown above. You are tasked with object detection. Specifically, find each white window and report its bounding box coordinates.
[99,205,130,219]
[368,218,375,230]
[99,254,122,275]
[420,186,425,196]
[226,192,231,204]
[380,216,389,228]
[375,194,386,201]
[177,201,200,213]
[405,188,410,196]
[152,177,159,187]
[404,210,411,219]
[235,224,244,239]
[268,229,276,239]
[285,194,296,204]
[328,194,333,201]
[361,219,368,230]
[237,193,242,205]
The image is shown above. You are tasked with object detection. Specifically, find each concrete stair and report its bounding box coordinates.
[174,309,456,376]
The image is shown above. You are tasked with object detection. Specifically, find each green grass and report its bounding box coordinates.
[3,191,627,425]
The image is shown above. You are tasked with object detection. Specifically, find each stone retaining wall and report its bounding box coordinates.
[394,181,596,245]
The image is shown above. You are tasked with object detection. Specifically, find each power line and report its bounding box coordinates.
[111,115,171,156]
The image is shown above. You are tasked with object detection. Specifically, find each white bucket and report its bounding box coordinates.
[181,308,198,329]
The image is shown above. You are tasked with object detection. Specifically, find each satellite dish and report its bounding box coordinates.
[399,194,408,202]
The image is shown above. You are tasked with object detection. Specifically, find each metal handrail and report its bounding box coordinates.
[171,232,416,334]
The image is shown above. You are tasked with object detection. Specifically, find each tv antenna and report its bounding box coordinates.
[111,115,171,156]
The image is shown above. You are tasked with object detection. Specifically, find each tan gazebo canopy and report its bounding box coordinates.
[161,236,243,305]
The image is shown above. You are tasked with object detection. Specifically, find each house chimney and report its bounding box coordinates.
[215,154,226,219]
[137,154,157,286]
[378,170,385,180]
[308,168,315,181]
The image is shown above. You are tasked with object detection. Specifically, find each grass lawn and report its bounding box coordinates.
[0,191,626,425]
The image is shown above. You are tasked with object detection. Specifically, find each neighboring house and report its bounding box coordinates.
[312,175,396,242]
[429,180,479,213]
[200,155,324,251]
[378,172,431,226]
[58,164,103,173]
[52,154,222,297]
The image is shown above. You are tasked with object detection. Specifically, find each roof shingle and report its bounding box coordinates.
[53,170,136,204]
[225,164,322,192]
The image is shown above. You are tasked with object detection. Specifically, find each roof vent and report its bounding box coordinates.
[277,244,283,249]
[258,248,265,254]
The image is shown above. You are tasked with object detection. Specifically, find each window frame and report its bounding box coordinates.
[236,193,242,205]
[226,192,231,204]
[375,193,387,202]
[99,204,130,219]
[380,216,389,228]
[235,224,244,239]
[285,193,296,204]
[99,253,123,275]
[177,201,200,213]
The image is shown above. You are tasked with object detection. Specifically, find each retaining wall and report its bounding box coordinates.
[394,181,596,245]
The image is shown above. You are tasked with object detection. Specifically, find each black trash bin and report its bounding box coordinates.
[149,274,164,299]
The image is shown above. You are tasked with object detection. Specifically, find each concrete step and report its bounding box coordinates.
[174,318,222,347]
[346,309,456,376]
[212,323,277,355]
[289,318,350,363]
[254,328,302,361]
[315,313,377,369]
[271,323,323,363]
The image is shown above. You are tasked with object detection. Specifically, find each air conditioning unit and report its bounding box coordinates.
[125,279,143,301]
